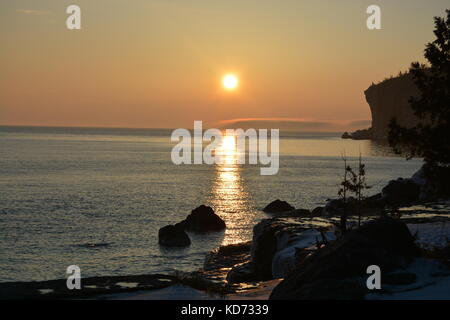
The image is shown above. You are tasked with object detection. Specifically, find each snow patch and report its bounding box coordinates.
[407,222,450,248]
[272,229,335,278]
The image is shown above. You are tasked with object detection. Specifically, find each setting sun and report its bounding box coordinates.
[222,74,239,90]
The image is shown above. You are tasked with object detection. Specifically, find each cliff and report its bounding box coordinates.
[364,73,420,140]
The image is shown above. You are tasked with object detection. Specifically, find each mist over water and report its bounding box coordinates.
[0,127,422,282]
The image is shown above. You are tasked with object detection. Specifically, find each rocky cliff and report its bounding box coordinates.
[364,73,420,140]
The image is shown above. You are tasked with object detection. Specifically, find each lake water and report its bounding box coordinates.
[0,126,422,282]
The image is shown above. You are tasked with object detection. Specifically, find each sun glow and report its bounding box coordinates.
[222,135,236,152]
[222,74,239,90]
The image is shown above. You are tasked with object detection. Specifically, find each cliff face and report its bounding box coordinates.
[364,74,420,140]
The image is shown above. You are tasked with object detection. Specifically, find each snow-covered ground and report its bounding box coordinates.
[366,258,450,300]
[407,222,450,248]
[272,228,335,278]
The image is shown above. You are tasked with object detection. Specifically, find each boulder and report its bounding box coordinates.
[382,178,420,206]
[251,219,290,280]
[289,208,310,216]
[324,198,354,215]
[179,205,226,233]
[263,199,295,213]
[270,217,419,300]
[158,225,191,247]
[311,206,324,216]
[411,165,427,186]
[224,218,334,283]
[251,218,314,280]
[268,208,311,218]
[364,193,386,208]
[411,164,450,201]
[204,241,251,271]
[226,262,259,283]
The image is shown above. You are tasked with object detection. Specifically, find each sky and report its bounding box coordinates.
[0,0,448,129]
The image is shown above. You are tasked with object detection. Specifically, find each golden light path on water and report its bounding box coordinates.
[210,134,255,246]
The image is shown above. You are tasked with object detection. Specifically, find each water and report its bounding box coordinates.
[0,126,422,282]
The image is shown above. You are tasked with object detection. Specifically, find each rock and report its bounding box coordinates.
[268,208,311,218]
[341,132,351,139]
[382,178,420,206]
[411,164,450,201]
[382,272,417,286]
[289,208,310,216]
[285,278,367,300]
[204,241,251,271]
[250,218,333,280]
[158,225,191,247]
[365,73,420,140]
[271,227,336,279]
[263,199,295,213]
[270,217,419,300]
[178,205,226,233]
[251,219,295,280]
[341,128,373,140]
[311,206,324,216]
[226,262,260,283]
[364,193,386,208]
[324,198,354,215]
[411,165,427,187]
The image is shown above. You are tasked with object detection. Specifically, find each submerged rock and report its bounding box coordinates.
[158,225,191,247]
[178,205,226,233]
[263,199,295,213]
[270,217,419,300]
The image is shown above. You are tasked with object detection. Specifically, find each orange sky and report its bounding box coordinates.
[0,0,448,129]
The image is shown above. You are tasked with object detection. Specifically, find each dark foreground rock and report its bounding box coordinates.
[226,262,260,283]
[204,241,251,271]
[223,218,336,283]
[250,218,334,280]
[0,274,178,300]
[311,206,324,216]
[251,219,298,280]
[267,208,311,218]
[382,178,421,206]
[270,217,419,300]
[412,164,450,201]
[178,205,226,233]
[263,199,295,213]
[158,225,191,247]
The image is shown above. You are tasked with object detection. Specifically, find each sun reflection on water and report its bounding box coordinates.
[210,134,255,246]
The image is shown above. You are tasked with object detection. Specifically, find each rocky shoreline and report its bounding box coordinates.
[2,167,450,300]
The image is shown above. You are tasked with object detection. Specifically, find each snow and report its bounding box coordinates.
[271,228,335,279]
[407,222,450,248]
[96,284,221,300]
[366,258,450,300]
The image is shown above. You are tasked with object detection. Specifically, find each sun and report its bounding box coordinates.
[222,135,236,151]
[222,74,239,90]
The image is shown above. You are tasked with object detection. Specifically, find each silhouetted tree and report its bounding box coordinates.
[389,9,450,195]
[338,155,351,235]
[354,154,370,227]
[339,154,371,229]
